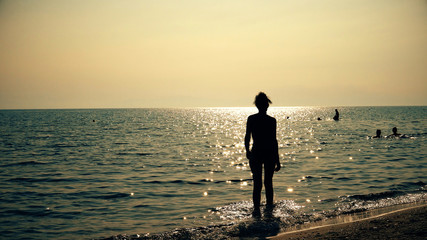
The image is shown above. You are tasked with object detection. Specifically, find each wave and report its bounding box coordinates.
[96,192,131,200]
[0,206,82,219]
[143,178,253,185]
[7,177,78,183]
[100,189,427,240]
[116,152,153,156]
[0,160,47,167]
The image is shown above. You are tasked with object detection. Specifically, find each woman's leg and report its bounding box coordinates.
[250,159,262,208]
[264,162,275,206]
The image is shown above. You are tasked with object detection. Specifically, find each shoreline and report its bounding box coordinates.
[270,203,427,240]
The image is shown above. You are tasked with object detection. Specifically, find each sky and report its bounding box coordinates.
[0,0,426,109]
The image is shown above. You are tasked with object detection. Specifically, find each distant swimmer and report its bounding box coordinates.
[333,109,339,121]
[387,127,409,138]
[373,129,382,138]
[389,127,401,137]
[317,117,322,121]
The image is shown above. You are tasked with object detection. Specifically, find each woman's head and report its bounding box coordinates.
[254,92,272,112]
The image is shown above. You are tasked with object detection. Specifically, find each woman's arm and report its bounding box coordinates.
[245,117,252,160]
[273,119,281,171]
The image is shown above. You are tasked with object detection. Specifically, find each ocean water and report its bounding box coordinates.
[0,107,426,239]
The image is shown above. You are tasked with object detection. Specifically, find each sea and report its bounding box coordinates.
[0,106,426,239]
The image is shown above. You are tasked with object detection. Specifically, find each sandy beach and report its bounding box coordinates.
[271,203,426,240]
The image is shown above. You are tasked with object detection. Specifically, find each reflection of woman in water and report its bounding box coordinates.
[245,92,281,208]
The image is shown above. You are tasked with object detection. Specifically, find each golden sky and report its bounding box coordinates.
[0,0,426,109]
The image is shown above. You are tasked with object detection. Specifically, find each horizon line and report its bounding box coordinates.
[1,105,426,111]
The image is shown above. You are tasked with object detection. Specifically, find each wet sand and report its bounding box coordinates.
[271,204,426,240]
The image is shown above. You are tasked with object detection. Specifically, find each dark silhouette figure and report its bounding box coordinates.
[392,127,400,136]
[245,92,281,209]
[388,127,402,138]
[333,109,339,121]
[387,127,410,138]
[373,129,382,138]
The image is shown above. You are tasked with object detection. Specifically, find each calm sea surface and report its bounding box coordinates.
[0,107,426,239]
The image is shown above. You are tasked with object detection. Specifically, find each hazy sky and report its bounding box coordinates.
[1,0,426,109]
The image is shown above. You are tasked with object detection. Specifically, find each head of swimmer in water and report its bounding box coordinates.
[392,127,398,134]
[254,92,272,113]
[376,129,381,137]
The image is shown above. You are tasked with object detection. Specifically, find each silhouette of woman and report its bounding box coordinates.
[245,92,281,208]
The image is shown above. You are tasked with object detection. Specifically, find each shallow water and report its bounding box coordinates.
[0,107,426,239]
